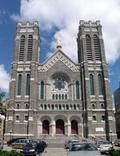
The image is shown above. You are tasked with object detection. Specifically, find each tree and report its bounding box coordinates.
[0,91,5,103]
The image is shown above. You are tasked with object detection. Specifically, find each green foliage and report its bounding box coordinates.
[0,150,24,156]
[0,91,5,102]
[110,150,120,156]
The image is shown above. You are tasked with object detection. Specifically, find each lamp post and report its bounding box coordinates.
[26,109,29,139]
[9,130,12,141]
[110,130,112,143]
[0,114,5,146]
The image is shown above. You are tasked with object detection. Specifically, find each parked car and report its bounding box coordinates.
[99,140,113,154]
[65,140,80,149]
[114,139,120,146]
[7,137,26,146]
[96,140,104,149]
[68,143,101,156]
[22,143,36,156]
[11,138,33,149]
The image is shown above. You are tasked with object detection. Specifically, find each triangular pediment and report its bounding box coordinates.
[38,50,79,72]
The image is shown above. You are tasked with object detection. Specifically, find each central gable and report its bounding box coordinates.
[38,50,79,72]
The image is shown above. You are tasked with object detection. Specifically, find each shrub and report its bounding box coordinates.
[0,150,24,156]
[110,150,120,156]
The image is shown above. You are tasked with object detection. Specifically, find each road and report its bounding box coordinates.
[42,148,67,156]
[3,144,120,156]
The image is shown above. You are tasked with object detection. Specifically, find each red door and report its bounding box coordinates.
[56,119,64,134]
[42,120,49,134]
[71,120,78,134]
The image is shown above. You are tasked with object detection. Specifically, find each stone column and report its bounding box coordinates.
[37,121,42,137]
[65,120,71,136]
[50,120,55,136]
[78,123,83,137]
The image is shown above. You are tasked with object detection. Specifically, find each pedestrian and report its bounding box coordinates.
[35,140,45,156]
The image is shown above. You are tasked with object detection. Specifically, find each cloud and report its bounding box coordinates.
[11,0,120,64]
[0,65,10,93]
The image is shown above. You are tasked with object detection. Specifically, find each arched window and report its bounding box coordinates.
[101,115,105,121]
[52,104,54,110]
[16,104,20,109]
[41,81,44,99]
[52,94,55,100]
[76,81,80,99]
[41,104,43,110]
[44,104,47,110]
[66,104,69,110]
[89,74,95,95]
[74,104,76,110]
[101,103,104,109]
[93,34,101,61]
[65,94,67,100]
[92,104,96,109]
[26,74,30,95]
[25,103,30,109]
[19,35,25,61]
[62,94,64,100]
[98,73,104,95]
[17,74,22,95]
[56,94,58,100]
[86,35,92,60]
[92,115,96,121]
[27,35,33,61]
[59,104,61,110]
[59,94,61,100]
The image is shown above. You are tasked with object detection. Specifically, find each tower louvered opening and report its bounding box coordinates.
[27,35,33,61]
[86,35,92,60]
[19,35,25,61]
[93,34,101,61]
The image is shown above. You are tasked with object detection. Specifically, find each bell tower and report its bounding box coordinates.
[13,21,40,63]
[6,22,40,139]
[77,20,116,140]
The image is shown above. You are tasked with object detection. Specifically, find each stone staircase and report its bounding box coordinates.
[40,135,81,147]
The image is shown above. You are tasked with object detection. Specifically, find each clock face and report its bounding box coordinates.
[54,77,66,90]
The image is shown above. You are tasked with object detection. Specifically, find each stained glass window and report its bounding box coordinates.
[90,74,95,95]
[41,81,44,99]
[76,81,80,99]
[26,74,30,95]
[17,74,22,95]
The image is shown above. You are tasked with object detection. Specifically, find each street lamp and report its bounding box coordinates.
[9,130,12,141]
[110,130,112,143]
[26,109,29,139]
[0,114,5,146]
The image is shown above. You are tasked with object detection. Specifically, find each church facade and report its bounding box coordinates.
[5,20,116,141]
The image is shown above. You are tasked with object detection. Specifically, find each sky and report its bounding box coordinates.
[0,0,120,103]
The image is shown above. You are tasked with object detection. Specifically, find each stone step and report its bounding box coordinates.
[41,135,81,144]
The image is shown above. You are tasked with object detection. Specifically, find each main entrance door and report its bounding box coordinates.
[56,119,64,134]
[42,120,49,134]
[71,120,78,134]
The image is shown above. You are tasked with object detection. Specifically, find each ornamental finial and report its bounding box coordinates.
[56,39,62,49]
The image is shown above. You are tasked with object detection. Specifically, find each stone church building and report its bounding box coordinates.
[5,20,116,141]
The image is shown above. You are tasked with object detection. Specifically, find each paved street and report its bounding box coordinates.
[42,148,68,156]
[3,143,120,156]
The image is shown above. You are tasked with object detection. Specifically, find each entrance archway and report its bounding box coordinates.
[71,120,78,134]
[56,119,64,134]
[42,120,49,134]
